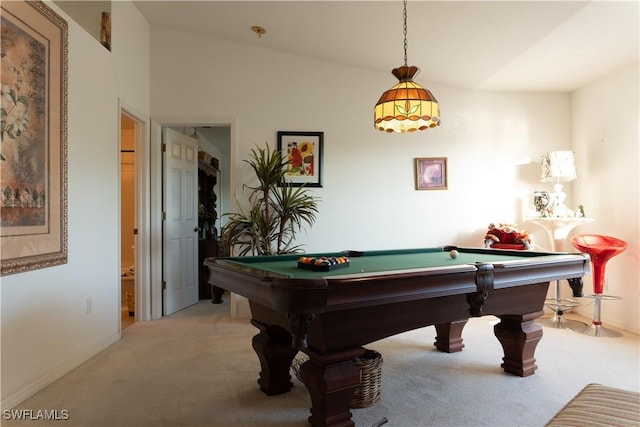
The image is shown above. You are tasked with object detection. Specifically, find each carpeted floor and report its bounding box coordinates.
[4,296,639,427]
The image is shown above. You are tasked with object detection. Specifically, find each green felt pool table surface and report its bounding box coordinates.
[218,246,572,279]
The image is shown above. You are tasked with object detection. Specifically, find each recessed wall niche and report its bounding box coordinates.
[53,1,111,50]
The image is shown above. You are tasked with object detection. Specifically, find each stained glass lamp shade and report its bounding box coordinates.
[373,0,440,134]
[374,66,440,133]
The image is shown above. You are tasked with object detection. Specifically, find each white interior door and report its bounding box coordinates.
[162,128,199,315]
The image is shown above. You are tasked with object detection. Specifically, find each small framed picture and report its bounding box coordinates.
[277,131,323,187]
[415,157,448,190]
[533,191,553,215]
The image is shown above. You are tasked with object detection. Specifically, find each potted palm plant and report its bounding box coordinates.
[221,144,319,256]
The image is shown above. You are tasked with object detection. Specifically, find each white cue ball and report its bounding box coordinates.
[449,250,459,259]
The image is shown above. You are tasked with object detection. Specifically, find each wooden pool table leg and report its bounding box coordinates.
[300,348,364,427]
[434,319,468,353]
[251,320,298,395]
[493,311,544,377]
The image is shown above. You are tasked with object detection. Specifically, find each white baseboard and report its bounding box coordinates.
[1,332,121,410]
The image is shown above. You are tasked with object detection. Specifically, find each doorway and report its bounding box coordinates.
[119,105,152,328]
[149,120,235,318]
[164,125,232,313]
[120,113,137,329]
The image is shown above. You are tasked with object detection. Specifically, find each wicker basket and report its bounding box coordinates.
[291,349,383,408]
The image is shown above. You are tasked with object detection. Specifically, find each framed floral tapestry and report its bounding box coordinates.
[1,0,68,275]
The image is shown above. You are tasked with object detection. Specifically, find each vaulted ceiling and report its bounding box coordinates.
[134,1,639,92]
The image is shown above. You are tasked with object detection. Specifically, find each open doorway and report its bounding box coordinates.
[148,120,234,318]
[120,113,137,329]
[119,105,153,329]
[163,125,232,312]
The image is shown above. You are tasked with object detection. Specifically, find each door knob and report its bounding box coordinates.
[194,227,201,232]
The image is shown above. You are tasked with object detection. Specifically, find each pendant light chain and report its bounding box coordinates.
[403,0,408,67]
[374,0,440,132]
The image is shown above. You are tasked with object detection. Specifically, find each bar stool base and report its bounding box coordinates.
[579,293,622,337]
[540,297,583,330]
[578,323,622,338]
[537,315,586,330]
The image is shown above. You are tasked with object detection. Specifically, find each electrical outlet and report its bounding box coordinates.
[86,298,92,314]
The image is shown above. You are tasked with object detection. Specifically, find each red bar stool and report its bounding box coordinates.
[570,234,628,337]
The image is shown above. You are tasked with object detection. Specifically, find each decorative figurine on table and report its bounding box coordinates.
[484,223,532,250]
[531,191,588,220]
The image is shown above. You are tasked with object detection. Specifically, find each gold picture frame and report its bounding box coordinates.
[1,0,68,275]
[415,157,448,190]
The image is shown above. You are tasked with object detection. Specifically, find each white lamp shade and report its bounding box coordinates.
[541,151,577,182]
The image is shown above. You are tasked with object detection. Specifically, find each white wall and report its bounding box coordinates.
[570,62,639,333]
[150,28,572,253]
[1,1,150,409]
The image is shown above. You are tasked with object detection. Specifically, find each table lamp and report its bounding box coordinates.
[541,151,577,217]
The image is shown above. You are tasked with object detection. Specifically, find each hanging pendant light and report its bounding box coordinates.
[374,0,440,133]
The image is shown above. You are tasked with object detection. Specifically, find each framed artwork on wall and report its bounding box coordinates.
[277,131,323,187]
[533,191,553,216]
[1,0,68,275]
[415,157,448,190]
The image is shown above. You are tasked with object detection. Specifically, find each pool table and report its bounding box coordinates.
[204,246,589,427]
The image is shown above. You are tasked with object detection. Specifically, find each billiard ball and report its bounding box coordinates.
[449,250,458,259]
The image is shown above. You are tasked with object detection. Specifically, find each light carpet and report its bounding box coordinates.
[4,296,639,427]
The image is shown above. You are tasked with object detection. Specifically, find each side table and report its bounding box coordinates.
[526,217,594,329]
